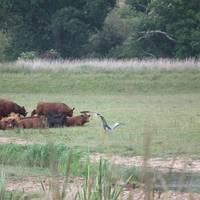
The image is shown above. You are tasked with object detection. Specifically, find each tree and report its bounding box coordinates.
[0,0,116,59]
[126,0,200,58]
[89,7,130,57]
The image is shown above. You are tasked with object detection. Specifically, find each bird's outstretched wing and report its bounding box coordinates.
[110,122,125,130]
[80,111,124,133]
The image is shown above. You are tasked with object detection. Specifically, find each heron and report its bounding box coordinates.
[81,111,124,133]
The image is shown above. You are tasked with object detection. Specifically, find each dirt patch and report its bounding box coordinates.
[90,153,200,172]
[0,136,43,145]
[121,189,200,200]
[7,177,83,199]
[6,177,200,200]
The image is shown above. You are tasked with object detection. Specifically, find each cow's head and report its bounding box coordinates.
[0,121,6,130]
[0,119,17,129]
[68,107,75,117]
[6,119,18,129]
[81,114,90,124]
[20,106,28,116]
[31,109,37,116]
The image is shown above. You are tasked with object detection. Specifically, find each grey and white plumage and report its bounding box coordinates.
[81,111,124,133]
[96,113,124,133]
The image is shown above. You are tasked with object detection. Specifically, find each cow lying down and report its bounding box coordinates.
[0,120,13,130]
[0,112,47,130]
[0,112,23,130]
[45,112,90,127]
[17,116,47,129]
[66,114,90,126]
[0,113,90,130]
[46,112,66,128]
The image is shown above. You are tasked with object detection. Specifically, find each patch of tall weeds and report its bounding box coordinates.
[75,158,126,200]
[0,143,82,174]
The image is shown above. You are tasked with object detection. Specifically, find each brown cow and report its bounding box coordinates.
[31,102,74,117]
[17,116,47,129]
[0,120,8,130]
[0,119,16,130]
[0,99,27,117]
[1,112,22,124]
[66,114,90,126]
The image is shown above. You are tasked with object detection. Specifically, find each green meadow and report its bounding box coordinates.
[0,67,200,156]
[0,64,200,199]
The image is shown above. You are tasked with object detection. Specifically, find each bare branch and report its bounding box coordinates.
[143,51,156,58]
[137,30,176,42]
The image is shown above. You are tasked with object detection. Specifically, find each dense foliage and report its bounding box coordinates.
[0,0,199,60]
[126,0,200,58]
[0,0,115,59]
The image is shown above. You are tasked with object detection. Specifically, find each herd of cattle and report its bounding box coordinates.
[0,99,90,130]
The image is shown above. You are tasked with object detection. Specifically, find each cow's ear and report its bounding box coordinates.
[72,108,75,111]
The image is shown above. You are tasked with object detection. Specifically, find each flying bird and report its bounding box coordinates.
[81,111,124,133]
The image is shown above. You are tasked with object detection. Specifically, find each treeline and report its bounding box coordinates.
[0,0,199,61]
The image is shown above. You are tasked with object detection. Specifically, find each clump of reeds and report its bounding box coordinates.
[75,158,124,200]
[0,143,81,171]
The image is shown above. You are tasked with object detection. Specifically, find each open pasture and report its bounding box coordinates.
[0,61,200,157]
[1,60,200,199]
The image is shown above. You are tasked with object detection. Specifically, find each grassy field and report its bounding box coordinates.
[0,64,200,156]
[1,61,200,199]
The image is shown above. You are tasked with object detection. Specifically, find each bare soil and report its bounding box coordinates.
[6,176,82,199]
[0,136,43,145]
[89,153,200,172]
[6,177,200,200]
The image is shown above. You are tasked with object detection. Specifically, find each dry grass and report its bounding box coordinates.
[10,58,200,71]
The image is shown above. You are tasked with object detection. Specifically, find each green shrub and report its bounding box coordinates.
[18,51,38,60]
[76,159,124,200]
[0,144,81,171]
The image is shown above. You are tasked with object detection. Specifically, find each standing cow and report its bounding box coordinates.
[0,99,27,117]
[31,102,74,117]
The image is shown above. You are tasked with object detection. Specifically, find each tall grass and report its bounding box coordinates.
[0,143,82,173]
[75,159,124,200]
[0,58,200,72]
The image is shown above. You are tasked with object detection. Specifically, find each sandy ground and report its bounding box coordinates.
[89,153,200,173]
[6,177,200,200]
[6,177,82,199]
[0,136,43,145]
[121,189,200,200]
